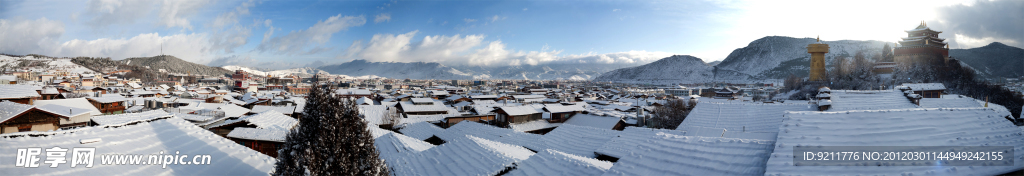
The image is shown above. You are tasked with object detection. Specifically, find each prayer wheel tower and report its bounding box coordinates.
[807,36,829,82]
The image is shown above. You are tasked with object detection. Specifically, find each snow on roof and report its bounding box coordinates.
[0,85,41,99]
[0,101,34,123]
[436,121,546,151]
[91,110,173,126]
[900,83,946,91]
[595,127,688,158]
[390,135,534,176]
[40,86,59,94]
[506,149,613,176]
[172,112,215,122]
[374,132,434,169]
[0,118,276,175]
[359,105,389,125]
[543,104,585,113]
[539,124,620,158]
[499,106,543,116]
[34,98,103,116]
[398,121,445,141]
[510,119,561,132]
[828,90,919,111]
[563,114,622,130]
[919,95,983,108]
[368,124,394,139]
[336,88,372,95]
[398,101,449,112]
[210,110,297,130]
[472,95,499,99]
[451,101,472,107]
[430,90,449,96]
[356,97,372,105]
[410,98,434,104]
[226,127,289,142]
[766,108,1024,175]
[604,134,775,176]
[87,94,128,103]
[35,104,91,118]
[513,95,546,99]
[218,104,250,118]
[250,105,295,115]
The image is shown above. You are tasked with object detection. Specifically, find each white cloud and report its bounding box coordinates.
[58,33,213,64]
[158,0,210,30]
[212,0,255,29]
[83,0,156,27]
[341,31,673,66]
[612,9,620,12]
[257,14,367,55]
[522,8,528,11]
[0,18,66,55]
[208,0,259,53]
[463,18,477,23]
[489,15,505,22]
[374,13,391,23]
[953,33,1019,49]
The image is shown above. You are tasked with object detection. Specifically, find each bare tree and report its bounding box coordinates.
[649,99,691,129]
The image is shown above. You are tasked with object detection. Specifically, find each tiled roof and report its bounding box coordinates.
[436,121,545,151]
[391,135,534,176]
[398,121,445,141]
[0,85,40,99]
[538,124,620,158]
[604,134,775,176]
[506,149,613,176]
[226,127,289,142]
[90,110,173,126]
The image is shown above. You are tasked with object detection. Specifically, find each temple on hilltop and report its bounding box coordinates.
[894,21,950,66]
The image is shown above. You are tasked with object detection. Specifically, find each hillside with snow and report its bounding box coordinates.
[221,65,330,77]
[593,55,714,83]
[0,54,98,74]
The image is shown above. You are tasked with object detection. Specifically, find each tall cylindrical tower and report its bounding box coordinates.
[807,39,829,82]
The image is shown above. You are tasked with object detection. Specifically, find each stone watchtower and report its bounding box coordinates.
[807,36,829,82]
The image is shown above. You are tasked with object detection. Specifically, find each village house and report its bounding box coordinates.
[494,106,544,127]
[901,83,945,98]
[0,84,41,104]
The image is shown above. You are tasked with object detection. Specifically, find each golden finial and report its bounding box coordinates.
[816,35,819,42]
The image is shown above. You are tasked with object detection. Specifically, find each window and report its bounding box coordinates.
[18,125,31,132]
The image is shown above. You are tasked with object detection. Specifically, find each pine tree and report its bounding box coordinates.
[273,79,389,175]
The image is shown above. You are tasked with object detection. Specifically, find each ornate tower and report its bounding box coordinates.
[807,36,829,82]
[894,21,948,65]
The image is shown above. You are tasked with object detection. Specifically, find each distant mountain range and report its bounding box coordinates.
[595,36,1022,83]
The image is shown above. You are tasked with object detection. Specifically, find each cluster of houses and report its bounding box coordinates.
[2,65,1022,175]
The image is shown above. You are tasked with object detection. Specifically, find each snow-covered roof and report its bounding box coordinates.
[210,110,297,130]
[374,132,434,170]
[336,88,372,95]
[563,114,622,129]
[34,98,103,116]
[513,95,546,99]
[226,127,289,142]
[0,85,41,99]
[35,104,91,118]
[538,124,620,158]
[39,86,59,94]
[0,118,276,175]
[390,135,534,176]
[172,112,215,122]
[248,105,294,114]
[218,104,250,118]
[410,98,434,104]
[87,94,127,103]
[398,101,449,112]
[765,108,1024,175]
[510,119,561,132]
[543,104,586,113]
[506,149,613,176]
[471,95,499,99]
[430,90,449,96]
[499,106,543,116]
[595,127,688,158]
[398,121,445,141]
[828,90,919,111]
[900,83,946,91]
[0,101,34,123]
[604,134,776,176]
[436,121,546,150]
[356,96,372,105]
[90,110,173,126]
[358,105,388,125]
[918,95,983,108]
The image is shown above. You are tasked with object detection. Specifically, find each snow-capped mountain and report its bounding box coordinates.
[715,36,889,79]
[221,65,329,77]
[593,55,715,83]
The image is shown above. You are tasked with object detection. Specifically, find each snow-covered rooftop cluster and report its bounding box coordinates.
[390,135,535,176]
[0,118,276,175]
[766,108,1024,175]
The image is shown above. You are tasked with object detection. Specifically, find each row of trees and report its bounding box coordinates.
[274,81,390,175]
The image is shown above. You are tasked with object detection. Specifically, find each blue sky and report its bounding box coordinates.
[1,0,1020,70]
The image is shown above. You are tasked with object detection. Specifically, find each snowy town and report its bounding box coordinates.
[2,0,1024,175]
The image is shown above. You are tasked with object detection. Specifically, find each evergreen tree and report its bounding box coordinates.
[273,79,389,175]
